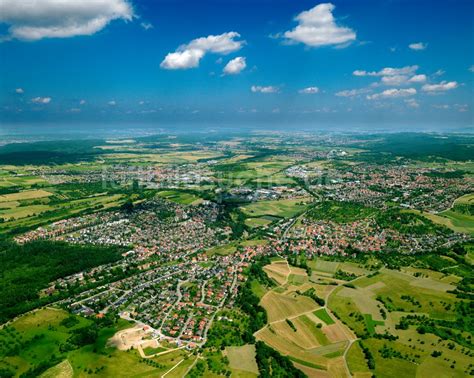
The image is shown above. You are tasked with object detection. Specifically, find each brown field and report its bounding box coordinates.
[108,324,150,350]
[327,357,349,378]
[323,323,352,343]
[263,261,291,285]
[0,189,53,202]
[260,291,318,322]
[293,363,329,378]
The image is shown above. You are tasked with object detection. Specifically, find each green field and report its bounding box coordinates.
[310,259,340,274]
[157,190,202,205]
[313,308,335,325]
[225,344,259,374]
[0,308,192,378]
[363,314,385,335]
[240,198,310,218]
[416,209,474,234]
[244,217,272,228]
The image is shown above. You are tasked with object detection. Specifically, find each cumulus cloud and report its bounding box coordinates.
[283,3,356,47]
[353,65,419,77]
[408,74,427,83]
[298,86,319,94]
[422,81,458,92]
[380,73,426,86]
[223,56,246,75]
[161,32,244,70]
[251,85,279,94]
[0,0,134,41]
[79,99,86,105]
[31,96,51,104]
[380,75,410,86]
[335,88,371,97]
[409,42,427,50]
[15,88,24,94]
[108,100,116,106]
[367,88,416,100]
[354,66,428,87]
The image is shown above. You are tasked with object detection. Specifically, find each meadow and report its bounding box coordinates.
[240,197,310,219]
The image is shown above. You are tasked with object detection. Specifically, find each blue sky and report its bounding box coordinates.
[0,0,473,129]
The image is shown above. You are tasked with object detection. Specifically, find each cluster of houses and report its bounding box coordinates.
[308,164,472,212]
[56,236,264,349]
[282,217,467,256]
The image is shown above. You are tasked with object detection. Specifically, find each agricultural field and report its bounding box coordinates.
[156,190,202,205]
[255,259,357,376]
[225,344,259,375]
[240,197,311,218]
[328,267,472,378]
[415,209,474,235]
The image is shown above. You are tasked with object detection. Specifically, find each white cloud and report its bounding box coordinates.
[108,100,116,106]
[434,69,445,76]
[367,88,416,100]
[409,42,427,50]
[405,98,419,108]
[0,0,134,41]
[283,3,356,47]
[251,85,279,94]
[380,73,426,86]
[161,32,244,70]
[422,81,458,92]
[298,86,319,94]
[469,65,474,73]
[353,65,419,77]
[140,22,153,30]
[381,75,409,86]
[223,56,246,75]
[31,96,51,104]
[161,49,204,70]
[335,88,371,97]
[15,88,24,94]
[79,99,86,105]
[409,74,426,83]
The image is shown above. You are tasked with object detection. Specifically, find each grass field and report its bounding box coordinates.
[225,344,259,374]
[244,217,272,228]
[240,198,310,218]
[40,360,73,378]
[0,308,193,377]
[308,259,340,276]
[0,192,125,229]
[0,175,49,188]
[413,209,474,234]
[157,190,202,205]
[328,266,471,378]
[103,151,223,164]
[346,341,371,376]
[313,308,335,325]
